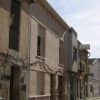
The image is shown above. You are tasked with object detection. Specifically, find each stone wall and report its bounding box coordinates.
[0,0,30,100]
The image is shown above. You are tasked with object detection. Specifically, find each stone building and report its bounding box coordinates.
[28,0,69,100]
[88,59,100,97]
[0,0,30,99]
[64,27,79,100]
[64,29,89,100]
[77,42,89,99]
[0,0,69,100]
[0,0,91,100]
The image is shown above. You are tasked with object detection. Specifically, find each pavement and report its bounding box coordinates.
[81,97,100,100]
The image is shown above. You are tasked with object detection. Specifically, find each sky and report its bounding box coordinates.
[47,0,100,58]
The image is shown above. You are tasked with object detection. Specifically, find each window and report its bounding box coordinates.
[90,84,93,92]
[80,62,84,72]
[37,35,41,56]
[9,0,21,51]
[37,24,45,57]
[59,40,64,65]
[73,47,77,61]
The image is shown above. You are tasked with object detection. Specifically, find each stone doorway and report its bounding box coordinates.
[10,66,20,100]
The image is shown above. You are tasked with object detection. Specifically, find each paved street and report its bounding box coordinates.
[81,97,100,100]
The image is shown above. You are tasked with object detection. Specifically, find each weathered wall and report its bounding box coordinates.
[19,2,29,59]
[29,17,60,98]
[31,2,65,36]
[0,0,10,99]
[0,1,66,100]
[29,2,64,97]
[0,1,30,100]
[0,0,10,52]
[0,0,30,60]
[30,18,38,63]
[72,30,78,72]
[88,59,100,97]
[46,30,59,67]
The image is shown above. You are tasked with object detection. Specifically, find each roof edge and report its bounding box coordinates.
[37,0,69,30]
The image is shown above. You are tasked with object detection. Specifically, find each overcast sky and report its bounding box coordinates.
[47,0,100,58]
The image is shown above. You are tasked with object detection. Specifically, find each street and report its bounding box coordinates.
[81,97,100,100]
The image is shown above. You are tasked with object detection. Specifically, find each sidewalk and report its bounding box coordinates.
[81,97,100,100]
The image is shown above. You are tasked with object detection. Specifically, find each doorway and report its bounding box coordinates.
[10,66,20,100]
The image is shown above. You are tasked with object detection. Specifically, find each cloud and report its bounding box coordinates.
[47,0,100,58]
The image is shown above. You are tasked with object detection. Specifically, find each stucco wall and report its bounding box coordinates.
[29,1,65,72]
[0,0,10,52]
[0,0,30,60]
[46,30,59,68]
[29,17,60,97]
[31,2,65,36]
[0,1,66,100]
[19,2,29,59]
[30,18,38,63]
[0,1,30,100]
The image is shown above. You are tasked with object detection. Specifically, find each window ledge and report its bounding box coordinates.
[58,64,64,67]
[30,94,50,98]
[36,56,48,61]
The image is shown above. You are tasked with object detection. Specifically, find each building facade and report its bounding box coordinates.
[64,28,79,100]
[88,59,100,97]
[0,0,90,100]
[0,0,69,100]
[28,0,69,100]
[77,42,89,99]
[0,0,30,100]
[64,29,89,100]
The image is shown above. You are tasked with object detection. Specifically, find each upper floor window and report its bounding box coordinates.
[59,40,64,66]
[37,24,45,57]
[73,47,77,61]
[9,0,21,51]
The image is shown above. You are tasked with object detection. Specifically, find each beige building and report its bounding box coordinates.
[64,27,79,100]
[0,0,91,100]
[77,42,89,99]
[64,27,90,100]
[0,0,30,100]
[88,59,100,97]
[64,29,89,100]
[0,0,69,100]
